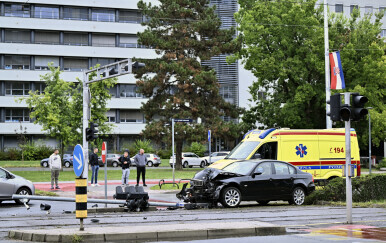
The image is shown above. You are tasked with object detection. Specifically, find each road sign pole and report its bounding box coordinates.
[82,75,89,180]
[208,130,211,165]
[102,142,108,208]
[344,92,352,224]
[172,119,175,184]
[324,0,332,129]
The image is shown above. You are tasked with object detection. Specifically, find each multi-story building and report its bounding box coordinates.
[0,0,244,152]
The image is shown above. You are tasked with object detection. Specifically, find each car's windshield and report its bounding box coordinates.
[222,162,257,175]
[225,141,260,160]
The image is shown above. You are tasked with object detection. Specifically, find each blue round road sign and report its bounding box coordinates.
[73,144,84,177]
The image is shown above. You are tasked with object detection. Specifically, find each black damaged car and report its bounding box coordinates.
[177,160,315,208]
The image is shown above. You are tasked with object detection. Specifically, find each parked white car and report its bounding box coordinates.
[130,153,161,167]
[202,151,230,165]
[169,152,206,168]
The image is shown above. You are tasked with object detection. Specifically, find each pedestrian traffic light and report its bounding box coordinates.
[327,93,341,121]
[351,93,368,121]
[85,122,99,141]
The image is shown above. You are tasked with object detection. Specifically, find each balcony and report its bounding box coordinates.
[0,16,144,34]
[0,122,45,135]
[0,43,156,59]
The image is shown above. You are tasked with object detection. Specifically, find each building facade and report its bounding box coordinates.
[0,0,243,152]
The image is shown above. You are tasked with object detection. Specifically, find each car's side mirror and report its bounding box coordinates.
[252,167,264,178]
[252,153,261,159]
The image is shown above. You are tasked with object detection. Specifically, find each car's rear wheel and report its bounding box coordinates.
[183,162,188,168]
[221,187,241,208]
[112,162,118,167]
[289,187,306,206]
[147,161,153,167]
[200,161,205,168]
[42,161,48,167]
[154,164,159,167]
[15,187,31,205]
[64,161,71,168]
[257,200,270,206]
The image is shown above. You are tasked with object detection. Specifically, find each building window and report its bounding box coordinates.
[109,86,116,97]
[63,58,88,71]
[350,5,358,14]
[4,55,30,70]
[5,82,30,96]
[91,9,115,22]
[380,7,386,16]
[63,32,88,46]
[364,6,373,14]
[91,58,116,68]
[219,86,235,104]
[35,56,59,70]
[63,7,88,21]
[119,10,142,23]
[4,4,30,18]
[335,4,343,13]
[34,6,59,19]
[34,83,46,95]
[381,29,386,38]
[92,34,116,47]
[120,84,143,98]
[35,31,60,45]
[106,110,116,123]
[5,109,30,122]
[120,110,143,123]
[4,29,30,43]
[119,35,139,48]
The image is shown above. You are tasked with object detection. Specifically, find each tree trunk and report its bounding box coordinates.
[175,141,183,170]
[60,140,64,172]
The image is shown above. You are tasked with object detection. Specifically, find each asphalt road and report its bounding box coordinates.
[0,199,385,242]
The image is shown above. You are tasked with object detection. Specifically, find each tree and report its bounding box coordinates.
[14,121,28,161]
[23,64,117,158]
[136,0,241,169]
[231,0,385,150]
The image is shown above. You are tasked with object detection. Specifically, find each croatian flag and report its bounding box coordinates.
[329,51,345,90]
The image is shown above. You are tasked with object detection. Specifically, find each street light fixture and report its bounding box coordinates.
[367,107,373,174]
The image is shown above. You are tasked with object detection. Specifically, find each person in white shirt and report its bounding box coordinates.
[49,149,61,190]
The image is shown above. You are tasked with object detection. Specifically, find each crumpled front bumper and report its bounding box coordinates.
[176,182,225,204]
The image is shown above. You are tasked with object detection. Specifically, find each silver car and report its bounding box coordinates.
[131,153,161,167]
[0,167,35,204]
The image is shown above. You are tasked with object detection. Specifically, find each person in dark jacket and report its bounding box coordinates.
[119,150,131,185]
[90,147,100,187]
[134,149,147,187]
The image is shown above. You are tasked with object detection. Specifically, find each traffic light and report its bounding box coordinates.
[351,94,368,121]
[125,61,145,72]
[328,93,341,121]
[85,122,99,141]
[102,67,118,77]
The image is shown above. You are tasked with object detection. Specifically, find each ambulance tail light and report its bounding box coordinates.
[357,163,361,177]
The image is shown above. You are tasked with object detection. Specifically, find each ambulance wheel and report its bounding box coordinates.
[221,187,241,208]
[183,162,188,168]
[289,187,305,206]
[257,200,270,206]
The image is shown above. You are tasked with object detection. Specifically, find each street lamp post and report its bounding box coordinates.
[367,107,373,174]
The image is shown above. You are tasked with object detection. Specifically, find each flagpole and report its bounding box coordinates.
[324,0,332,129]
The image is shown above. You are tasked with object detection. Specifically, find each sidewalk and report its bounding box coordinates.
[9,220,286,242]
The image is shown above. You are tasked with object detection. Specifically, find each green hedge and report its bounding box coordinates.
[305,174,386,204]
[0,144,53,161]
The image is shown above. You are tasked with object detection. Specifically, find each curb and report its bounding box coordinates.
[8,221,286,242]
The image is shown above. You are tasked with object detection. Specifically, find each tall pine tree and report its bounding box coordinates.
[136,0,241,169]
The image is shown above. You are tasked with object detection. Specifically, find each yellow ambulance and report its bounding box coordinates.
[210,128,361,181]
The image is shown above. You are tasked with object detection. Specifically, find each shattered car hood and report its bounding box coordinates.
[193,168,242,181]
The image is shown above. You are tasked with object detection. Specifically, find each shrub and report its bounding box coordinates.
[6,148,22,160]
[305,174,386,204]
[186,142,206,157]
[377,158,386,169]
[35,144,54,160]
[123,139,155,157]
[157,149,172,159]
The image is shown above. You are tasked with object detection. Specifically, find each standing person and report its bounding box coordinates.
[134,149,147,187]
[49,149,61,190]
[90,147,100,187]
[119,150,131,185]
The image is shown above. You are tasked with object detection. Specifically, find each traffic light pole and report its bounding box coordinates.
[82,74,89,180]
[324,0,332,129]
[344,92,352,224]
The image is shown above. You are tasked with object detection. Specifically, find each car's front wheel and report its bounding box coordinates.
[15,187,31,205]
[147,161,153,167]
[64,161,71,168]
[183,162,188,168]
[200,161,205,168]
[221,187,241,208]
[42,161,48,167]
[289,187,306,206]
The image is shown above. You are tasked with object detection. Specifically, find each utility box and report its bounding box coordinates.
[342,164,355,177]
